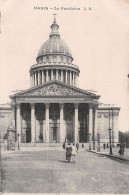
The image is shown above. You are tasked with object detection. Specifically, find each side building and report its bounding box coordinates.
[0,104,12,137]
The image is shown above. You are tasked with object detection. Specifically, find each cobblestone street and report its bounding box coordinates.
[1,148,129,193]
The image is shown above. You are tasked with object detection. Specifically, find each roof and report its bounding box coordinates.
[98,103,120,110]
[10,80,100,100]
[37,19,73,60]
[38,36,72,58]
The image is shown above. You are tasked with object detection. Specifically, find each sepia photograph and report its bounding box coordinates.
[0,0,129,194]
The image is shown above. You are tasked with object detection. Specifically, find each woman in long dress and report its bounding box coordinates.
[66,142,72,162]
[71,142,77,163]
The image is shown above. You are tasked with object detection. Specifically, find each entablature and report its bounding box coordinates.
[14,97,98,104]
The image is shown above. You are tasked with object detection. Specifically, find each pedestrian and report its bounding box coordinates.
[62,142,66,149]
[118,143,125,156]
[107,143,108,148]
[71,142,77,163]
[66,142,72,162]
[82,143,84,148]
[76,142,79,153]
[103,143,105,149]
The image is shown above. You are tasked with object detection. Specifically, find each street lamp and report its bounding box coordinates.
[108,128,113,155]
[17,133,20,150]
[97,132,100,152]
[111,108,114,147]
[108,108,113,155]
[89,133,91,150]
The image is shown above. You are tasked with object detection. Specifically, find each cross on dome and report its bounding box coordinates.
[53,13,57,22]
[49,14,60,38]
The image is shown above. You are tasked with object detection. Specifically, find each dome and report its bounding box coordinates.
[38,36,72,58]
[30,16,80,89]
[37,18,73,60]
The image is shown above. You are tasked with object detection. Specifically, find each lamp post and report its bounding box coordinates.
[89,133,91,150]
[108,128,113,155]
[108,108,113,155]
[17,133,20,150]
[97,132,100,152]
[111,108,114,147]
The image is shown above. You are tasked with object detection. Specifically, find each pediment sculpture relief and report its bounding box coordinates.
[24,83,88,96]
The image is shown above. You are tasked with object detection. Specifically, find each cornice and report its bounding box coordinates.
[0,107,11,111]
[98,107,120,111]
[36,53,74,62]
[30,64,80,74]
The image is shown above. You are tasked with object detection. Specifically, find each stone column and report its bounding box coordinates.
[42,70,44,84]
[16,103,21,142]
[38,71,40,85]
[74,103,79,142]
[45,103,50,142]
[73,72,75,86]
[31,103,35,142]
[76,74,79,87]
[61,70,63,82]
[46,70,48,82]
[69,71,71,85]
[11,104,15,128]
[71,72,73,85]
[74,73,77,87]
[92,104,98,150]
[34,72,37,87]
[57,70,59,80]
[66,70,67,84]
[55,69,57,80]
[60,103,64,142]
[32,74,34,87]
[51,69,53,81]
[89,104,93,139]
[94,104,98,141]
[71,72,73,86]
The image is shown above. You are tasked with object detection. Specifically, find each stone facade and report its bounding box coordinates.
[0,17,120,145]
[0,105,12,136]
[10,81,100,143]
[97,107,120,144]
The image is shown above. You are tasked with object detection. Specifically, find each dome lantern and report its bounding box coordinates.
[49,14,60,38]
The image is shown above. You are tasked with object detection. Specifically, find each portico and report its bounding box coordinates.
[10,81,99,144]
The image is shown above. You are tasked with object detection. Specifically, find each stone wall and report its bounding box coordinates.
[0,106,12,138]
[97,108,119,144]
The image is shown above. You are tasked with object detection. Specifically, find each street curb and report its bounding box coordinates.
[87,150,129,163]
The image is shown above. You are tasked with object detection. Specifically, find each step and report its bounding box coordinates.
[15,142,63,147]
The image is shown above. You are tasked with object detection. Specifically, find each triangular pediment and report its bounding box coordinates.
[12,81,99,99]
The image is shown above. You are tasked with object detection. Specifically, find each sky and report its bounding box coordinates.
[0,0,129,131]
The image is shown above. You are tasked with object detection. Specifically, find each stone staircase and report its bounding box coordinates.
[15,142,63,147]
